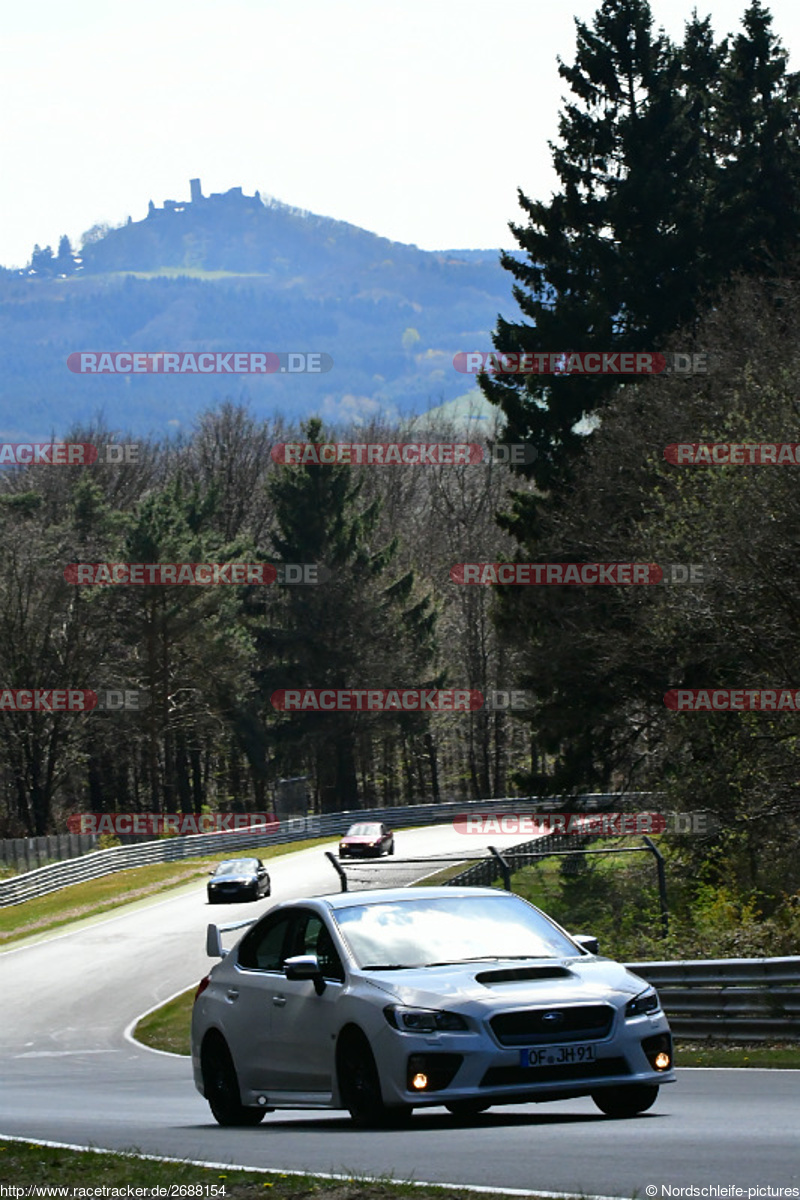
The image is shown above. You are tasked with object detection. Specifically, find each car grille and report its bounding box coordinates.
[489,1004,614,1046]
[480,1057,630,1088]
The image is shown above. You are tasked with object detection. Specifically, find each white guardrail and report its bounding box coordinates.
[628,956,800,1042]
[0,793,639,907]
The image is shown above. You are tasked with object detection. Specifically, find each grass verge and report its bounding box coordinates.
[0,837,337,948]
[674,1041,800,1068]
[0,1137,551,1198]
[410,860,473,886]
[136,986,195,1055]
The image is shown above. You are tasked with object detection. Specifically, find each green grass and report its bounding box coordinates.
[136,986,195,1055]
[0,837,337,947]
[674,1041,800,1068]
[0,1137,548,1198]
[411,860,472,886]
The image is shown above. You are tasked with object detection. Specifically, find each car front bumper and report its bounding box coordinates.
[366,1012,675,1108]
[207,882,258,901]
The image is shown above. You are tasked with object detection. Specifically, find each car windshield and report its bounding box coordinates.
[345,824,381,837]
[214,860,256,875]
[333,894,579,968]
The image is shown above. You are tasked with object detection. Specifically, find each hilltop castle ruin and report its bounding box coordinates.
[147,179,261,218]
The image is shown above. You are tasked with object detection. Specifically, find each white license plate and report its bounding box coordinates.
[520,1043,597,1067]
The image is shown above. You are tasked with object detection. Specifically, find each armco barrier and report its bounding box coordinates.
[0,832,98,871]
[629,956,800,1041]
[0,793,650,907]
[445,830,593,888]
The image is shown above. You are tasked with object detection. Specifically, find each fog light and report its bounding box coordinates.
[406,1052,463,1092]
[642,1032,673,1071]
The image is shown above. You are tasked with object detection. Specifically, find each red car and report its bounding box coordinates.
[338,821,395,858]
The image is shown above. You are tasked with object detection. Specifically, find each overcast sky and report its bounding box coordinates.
[2,0,799,268]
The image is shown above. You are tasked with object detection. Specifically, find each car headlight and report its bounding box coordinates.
[625,987,661,1017]
[384,1005,469,1033]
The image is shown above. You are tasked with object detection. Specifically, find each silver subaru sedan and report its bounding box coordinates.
[191,886,674,1126]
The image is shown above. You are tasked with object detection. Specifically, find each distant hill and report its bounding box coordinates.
[0,180,521,439]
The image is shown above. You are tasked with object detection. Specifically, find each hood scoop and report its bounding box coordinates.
[476,965,574,985]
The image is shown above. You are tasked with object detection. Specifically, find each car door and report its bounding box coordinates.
[266,909,346,1098]
[225,908,295,1093]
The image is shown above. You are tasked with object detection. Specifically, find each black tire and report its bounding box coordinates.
[388,841,395,855]
[592,1084,659,1118]
[202,1036,266,1126]
[337,1031,411,1127]
[445,1100,491,1118]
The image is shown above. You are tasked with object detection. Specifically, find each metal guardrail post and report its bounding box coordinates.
[642,835,669,938]
[487,845,511,890]
[325,850,348,892]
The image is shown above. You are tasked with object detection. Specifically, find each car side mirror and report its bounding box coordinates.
[206,925,226,958]
[572,934,599,954]
[284,954,326,994]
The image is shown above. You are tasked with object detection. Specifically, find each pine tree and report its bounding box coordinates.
[55,234,74,275]
[30,244,54,276]
[118,477,256,813]
[257,419,437,812]
[712,1,800,275]
[480,0,800,500]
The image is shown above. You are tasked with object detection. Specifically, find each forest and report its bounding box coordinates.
[2,0,800,935]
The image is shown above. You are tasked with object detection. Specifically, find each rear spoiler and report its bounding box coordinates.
[206,917,257,958]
